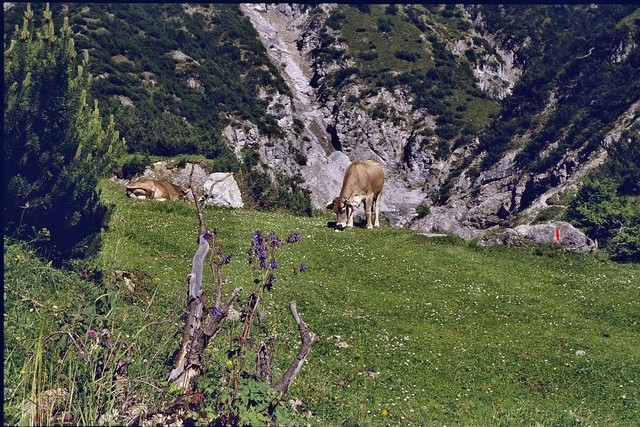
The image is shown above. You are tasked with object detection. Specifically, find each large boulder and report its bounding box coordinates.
[479,221,597,253]
[514,221,597,253]
[203,173,244,208]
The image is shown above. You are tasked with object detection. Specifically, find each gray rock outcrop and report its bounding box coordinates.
[479,221,597,253]
[514,221,597,253]
[203,173,244,208]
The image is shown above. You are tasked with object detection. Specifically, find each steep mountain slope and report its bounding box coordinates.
[4,3,639,239]
[242,4,639,237]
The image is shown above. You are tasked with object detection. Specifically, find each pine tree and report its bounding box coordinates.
[4,3,126,265]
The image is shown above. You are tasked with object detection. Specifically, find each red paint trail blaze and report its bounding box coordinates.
[555,227,561,243]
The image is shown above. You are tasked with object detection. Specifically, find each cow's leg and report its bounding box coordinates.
[364,195,374,229]
[347,205,354,228]
[132,189,150,199]
[373,191,382,227]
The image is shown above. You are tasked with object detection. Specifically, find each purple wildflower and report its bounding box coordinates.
[266,274,277,286]
[87,329,97,338]
[287,233,302,243]
[271,260,280,269]
[255,242,267,258]
[212,306,223,317]
[298,264,309,272]
[223,254,232,265]
[268,231,283,248]
[249,230,269,268]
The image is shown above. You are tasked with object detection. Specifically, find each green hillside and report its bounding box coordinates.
[3,3,288,167]
[5,180,639,426]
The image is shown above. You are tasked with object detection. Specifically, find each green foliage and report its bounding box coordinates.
[394,50,421,62]
[609,224,640,263]
[292,147,308,166]
[4,3,288,162]
[205,376,280,427]
[359,51,379,61]
[565,127,640,262]
[4,4,126,265]
[3,238,127,426]
[117,153,151,180]
[473,5,640,176]
[566,178,630,242]
[533,206,565,224]
[326,9,346,30]
[415,203,431,219]
[238,147,313,217]
[593,128,640,196]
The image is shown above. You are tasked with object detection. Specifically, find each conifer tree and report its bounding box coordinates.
[4,3,126,265]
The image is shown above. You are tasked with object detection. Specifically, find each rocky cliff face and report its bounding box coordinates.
[240,4,432,224]
[236,4,639,239]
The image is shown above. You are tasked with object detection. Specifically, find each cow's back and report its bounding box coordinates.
[126,178,184,200]
[155,180,185,200]
[341,160,384,197]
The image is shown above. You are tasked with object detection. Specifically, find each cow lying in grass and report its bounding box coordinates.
[126,178,185,201]
[327,160,384,230]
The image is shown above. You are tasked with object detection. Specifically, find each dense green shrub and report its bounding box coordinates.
[119,154,151,179]
[435,124,458,140]
[359,51,379,61]
[608,224,640,263]
[292,148,308,166]
[415,204,431,219]
[394,50,421,62]
[377,16,394,33]
[565,177,639,263]
[4,5,125,265]
[238,148,312,217]
[326,9,346,30]
[565,179,630,243]
[565,126,640,262]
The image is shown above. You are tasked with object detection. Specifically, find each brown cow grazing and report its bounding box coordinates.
[126,178,186,201]
[327,160,384,230]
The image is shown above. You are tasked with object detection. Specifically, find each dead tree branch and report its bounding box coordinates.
[256,340,274,385]
[273,302,317,395]
[189,164,207,237]
[168,232,211,389]
[201,286,242,339]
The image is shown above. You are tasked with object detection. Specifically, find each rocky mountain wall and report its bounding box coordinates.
[237,4,639,238]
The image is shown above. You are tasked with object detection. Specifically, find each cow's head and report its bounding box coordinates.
[326,197,354,230]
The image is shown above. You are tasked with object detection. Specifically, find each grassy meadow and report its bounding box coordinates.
[4,179,640,426]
